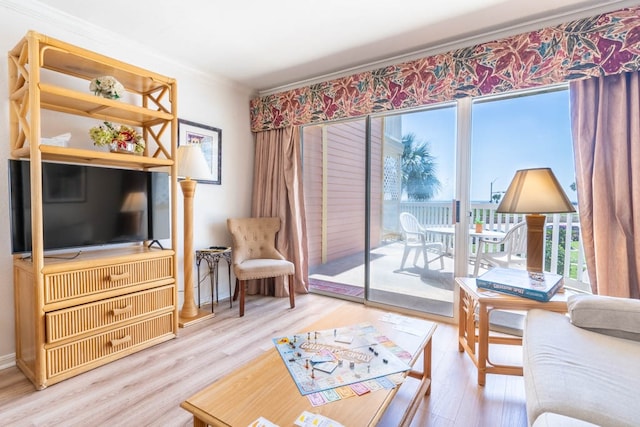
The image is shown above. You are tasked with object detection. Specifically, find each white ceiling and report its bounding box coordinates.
[35,0,639,93]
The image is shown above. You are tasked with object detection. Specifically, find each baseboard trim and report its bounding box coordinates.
[0,353,16,371]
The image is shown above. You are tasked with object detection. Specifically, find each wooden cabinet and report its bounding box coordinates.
[8,31,179,389]
[14,249,176,386]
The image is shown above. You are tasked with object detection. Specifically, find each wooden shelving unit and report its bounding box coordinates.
[8,31,179,389]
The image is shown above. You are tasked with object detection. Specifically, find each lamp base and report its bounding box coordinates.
[179,309,215,328]
[525,214,546,273]
[178,177,213,328]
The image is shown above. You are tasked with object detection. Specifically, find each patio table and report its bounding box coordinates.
[423,226,506,255]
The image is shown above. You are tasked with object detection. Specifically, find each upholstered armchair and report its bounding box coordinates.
[226,217,295,317]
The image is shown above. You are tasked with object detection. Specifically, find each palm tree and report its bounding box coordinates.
[401,133,441,201]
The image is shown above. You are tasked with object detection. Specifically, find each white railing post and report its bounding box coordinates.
[563,214,574,278]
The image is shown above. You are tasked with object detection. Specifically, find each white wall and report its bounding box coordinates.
[0,0,255,363]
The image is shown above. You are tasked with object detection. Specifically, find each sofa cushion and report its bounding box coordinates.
[523,309,640,427]
[532,413,599,427]
[568,294,640,341]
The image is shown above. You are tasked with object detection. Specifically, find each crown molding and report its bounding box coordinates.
[258,0,640,97]
[0,0,253,95]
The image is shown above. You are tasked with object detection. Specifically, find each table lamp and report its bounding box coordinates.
[177,144,214,327]
[496,168,575,273]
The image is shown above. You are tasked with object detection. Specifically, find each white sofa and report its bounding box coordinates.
[523,294,640,427]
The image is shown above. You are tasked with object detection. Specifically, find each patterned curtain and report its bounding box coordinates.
[251,6,640,132]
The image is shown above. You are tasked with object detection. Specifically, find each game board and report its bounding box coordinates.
[273,323,412,395]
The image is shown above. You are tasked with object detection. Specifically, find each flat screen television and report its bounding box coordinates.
[9,160,170,254]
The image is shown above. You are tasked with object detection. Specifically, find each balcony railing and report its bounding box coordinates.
[397,201,588,281]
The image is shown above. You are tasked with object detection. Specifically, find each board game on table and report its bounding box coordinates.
[181,304,437,427]
[273,322,412,396]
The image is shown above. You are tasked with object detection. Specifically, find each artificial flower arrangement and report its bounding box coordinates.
[89,76,124,99]
[89,121,145,154]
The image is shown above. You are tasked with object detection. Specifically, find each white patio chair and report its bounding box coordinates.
[399,212,445,270]
[473,221,527,276]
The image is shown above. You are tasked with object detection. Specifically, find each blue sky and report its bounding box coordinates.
[401,88,577,203]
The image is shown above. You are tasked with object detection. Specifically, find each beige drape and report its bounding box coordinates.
[570,72,640,298]
[248,126,309,297]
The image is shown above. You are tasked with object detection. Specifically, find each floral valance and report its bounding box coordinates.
[250,6,640,132]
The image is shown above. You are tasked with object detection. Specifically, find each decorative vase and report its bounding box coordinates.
[109,141,140,155]
[475,223,483,233]
[90,76,124,100]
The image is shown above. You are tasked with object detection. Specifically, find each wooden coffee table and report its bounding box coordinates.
[456,277,569,386]
[181,304,436,426]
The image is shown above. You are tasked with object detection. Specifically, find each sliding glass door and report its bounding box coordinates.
[302,84,583,319]
[368,107,457,316]
[303,108,459,317]
[469,87,583,280]
[303,119,367,301]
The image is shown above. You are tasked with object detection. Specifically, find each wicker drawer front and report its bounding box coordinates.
[45,285,175,344]
[45,256,173,304]
[46,312,174,379]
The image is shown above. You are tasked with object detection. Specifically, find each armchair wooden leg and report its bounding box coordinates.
[288,274,295,309]
[233,279,239,301]
[239,279,245,317]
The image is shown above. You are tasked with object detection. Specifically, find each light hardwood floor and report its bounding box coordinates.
[0,293,528,426]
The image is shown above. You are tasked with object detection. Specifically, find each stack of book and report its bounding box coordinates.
[476,267,564,302]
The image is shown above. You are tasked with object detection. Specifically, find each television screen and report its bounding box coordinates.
[9,160,170,254]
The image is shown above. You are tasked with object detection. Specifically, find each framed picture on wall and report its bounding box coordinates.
[178,119,222,185]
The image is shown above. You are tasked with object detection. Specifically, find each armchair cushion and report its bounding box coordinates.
[568,294,640,341]
[234,259,294,281]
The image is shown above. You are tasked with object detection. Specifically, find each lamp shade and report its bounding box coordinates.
[496,168,575,214]
[177,144,211,180]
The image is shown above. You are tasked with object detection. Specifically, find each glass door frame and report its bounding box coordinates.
[364,116,372,301]
[303,98,474,323]
[305,84,575,326]
[453,97,473,276]
[364,102,468,320]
